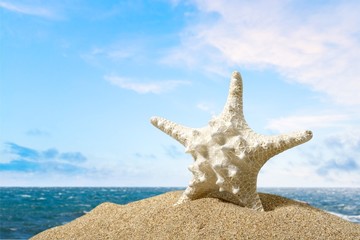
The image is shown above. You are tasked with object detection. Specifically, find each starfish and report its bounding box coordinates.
[150,71,312,211]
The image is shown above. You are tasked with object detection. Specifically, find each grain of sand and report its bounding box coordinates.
[31,191,360,240]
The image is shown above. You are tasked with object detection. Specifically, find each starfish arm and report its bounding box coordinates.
[220,71,249,128]
[150,116,192,146]
[267,130,313,157]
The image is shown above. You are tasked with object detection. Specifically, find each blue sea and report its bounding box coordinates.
[0,187,359,239]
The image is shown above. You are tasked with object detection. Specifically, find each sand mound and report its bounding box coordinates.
[31,191,360,240]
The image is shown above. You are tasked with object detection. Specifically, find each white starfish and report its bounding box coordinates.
[150,71,312,211]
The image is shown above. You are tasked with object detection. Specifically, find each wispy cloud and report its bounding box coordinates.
[59,152,87,163]
[0,1,59,19]
[169,0,360,105]
[81,47,136,66]
[26,128,50,137]
[317,158,358,176]
[266,114,349,132]
[163,145,184,159]
[0,143,88,174]
[104,75,190,94]
[6,143,40,159]
[300,130,360,184]
[196,102,217,116]
[134,152,157,159]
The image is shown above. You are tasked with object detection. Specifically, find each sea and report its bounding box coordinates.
[0,187,359,239]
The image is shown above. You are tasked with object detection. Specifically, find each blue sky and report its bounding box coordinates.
[1,0,359,187]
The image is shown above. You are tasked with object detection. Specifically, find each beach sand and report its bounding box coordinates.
[31,191,360,240]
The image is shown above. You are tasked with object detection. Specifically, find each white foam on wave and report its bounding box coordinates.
[328,211,360,224]
[20,194,31,198]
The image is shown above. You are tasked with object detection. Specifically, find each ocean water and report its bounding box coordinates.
[0,187,359,239]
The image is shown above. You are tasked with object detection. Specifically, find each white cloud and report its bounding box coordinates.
[104,75,190,94]
[266,114,349,132]
[302,130,360,186]
[196,102,217,115]
[168,0,360,105]
[0,1,58,19]
[83,46,137,62]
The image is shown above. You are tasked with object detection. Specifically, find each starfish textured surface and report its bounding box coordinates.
[151,71,313,211]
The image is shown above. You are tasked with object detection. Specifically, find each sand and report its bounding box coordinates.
[31,191,360,240]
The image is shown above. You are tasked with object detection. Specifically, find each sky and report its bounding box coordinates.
[1,0,359,187]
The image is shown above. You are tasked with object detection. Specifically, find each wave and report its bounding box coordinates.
[328,211,360,224]
[20,194,31,198]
